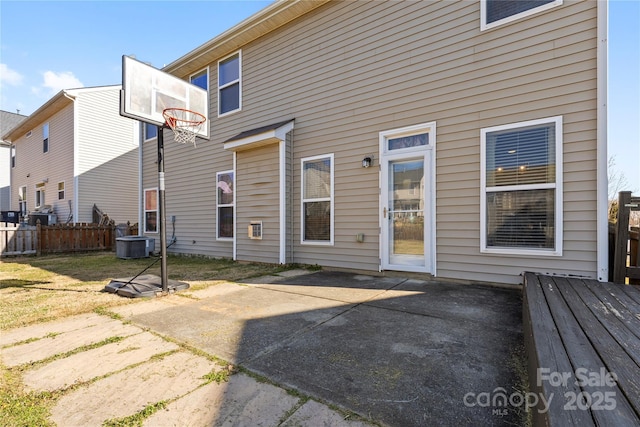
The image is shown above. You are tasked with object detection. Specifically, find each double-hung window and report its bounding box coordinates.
[144,188,158,233]
[481,116,562,255]
[35,183,45,209]
[58,182,65,200]
[144,123,157,141]
[218,51,241,116]
[481,0,562,31]
[18,186,27,215]
[43,123,49,153]
[216,171,234,239]
[190,69,208,90]
[301,154,334,244]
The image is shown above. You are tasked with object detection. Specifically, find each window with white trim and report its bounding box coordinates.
[216,171,234,239]
[43,123,49,153]
[144,188,158,233]
[11,145,16,167]
[481,116,562,255]
[35,183,45,209]
[481,0,562,31]
[18,186,27,215]
[191,68,208,90]
[144,123,157,141]
[301,154,334,244]
[58,182,65,200]
[218,51,241,116]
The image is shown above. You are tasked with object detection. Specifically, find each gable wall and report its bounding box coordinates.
[150,0,598,284]
[10,103,75,222]
[75,88,139,224]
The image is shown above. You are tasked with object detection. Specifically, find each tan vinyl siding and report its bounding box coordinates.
[236,143,280,264]
[148,0,598,283]
[75,88,138,224]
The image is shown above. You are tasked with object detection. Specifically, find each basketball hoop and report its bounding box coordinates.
[162,108,206,147]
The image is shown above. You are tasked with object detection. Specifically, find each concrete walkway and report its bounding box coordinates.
[1,270,524,426]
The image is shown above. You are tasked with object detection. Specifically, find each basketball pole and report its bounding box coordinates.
[157,125,169,294]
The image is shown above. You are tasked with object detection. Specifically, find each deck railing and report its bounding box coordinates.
[613,191,640,284]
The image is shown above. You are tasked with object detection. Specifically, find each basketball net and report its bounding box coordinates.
[162,108,206,147]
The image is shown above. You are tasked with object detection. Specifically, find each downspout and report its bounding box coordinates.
[63,91,80,223]
[596,0,609,281]
[138,123,143,235]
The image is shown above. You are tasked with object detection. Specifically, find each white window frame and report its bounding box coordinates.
[217,51,242,117]
[301,153,334,245]
[35,183,46,209]
[18,186,27,215]
[143,123,157,142]
[58,181,65,200]
[11,144,16,168]
[190,67,209,90]
[144,188,159,234]
[480,116,563,256]
[480,0,562,31]
[43,122,49,153]
[216,170,234,240]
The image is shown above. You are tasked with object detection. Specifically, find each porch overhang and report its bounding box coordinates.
[223,119,294,152]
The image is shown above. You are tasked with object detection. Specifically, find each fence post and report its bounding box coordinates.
[36,219,42,256]
[613,191,632,284]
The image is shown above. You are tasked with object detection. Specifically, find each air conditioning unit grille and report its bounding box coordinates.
[248,221,262,240]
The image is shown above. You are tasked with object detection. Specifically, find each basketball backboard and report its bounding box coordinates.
[120,55,209,139]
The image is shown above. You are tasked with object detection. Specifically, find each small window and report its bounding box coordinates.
[481,116,562,255]
[11,145,16,168]
[191,69,208,90]
[18,186,27,215]
[481,0,562,31]
[58,182,65,200]
[43,123,49,153]
[218,51,241,116]
[301,154,334,244]
[144,188,158,233]
[144,123,157,141]
[216,171,234,239]
[35,183,46,209]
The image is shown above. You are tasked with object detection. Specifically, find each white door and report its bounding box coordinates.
[379,123,435,274]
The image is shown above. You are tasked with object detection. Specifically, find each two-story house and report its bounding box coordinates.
[2,86,140,225]
[139,0,607,285]
[1,110,28,212]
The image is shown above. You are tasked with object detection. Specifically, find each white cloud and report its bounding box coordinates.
[42,70,83,94]
[0,63,24,85]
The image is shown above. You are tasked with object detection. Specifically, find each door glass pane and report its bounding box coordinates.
[389,160,424,258]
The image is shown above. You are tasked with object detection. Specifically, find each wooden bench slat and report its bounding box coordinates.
[581,279,640,341]
[523,272,594,426]
[558,278,640,415]
[538,275,640,425]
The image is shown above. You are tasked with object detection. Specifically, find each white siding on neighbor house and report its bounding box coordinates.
[75,88,139,224]
[0,145,10,211]
[10,103,75,223]
[144,0,599,284]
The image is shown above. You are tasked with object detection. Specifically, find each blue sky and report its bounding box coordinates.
[1,0,638,193]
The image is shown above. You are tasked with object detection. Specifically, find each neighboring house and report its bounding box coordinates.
[141,0,607,285]
[0,111,28,212]
[2,86,139,225]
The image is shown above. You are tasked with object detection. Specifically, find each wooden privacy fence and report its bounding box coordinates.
[1,221,138,256]
[0,223,37,256]
[613,191,640,284]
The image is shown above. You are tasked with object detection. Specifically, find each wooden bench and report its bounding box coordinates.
[523,272,640,426]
